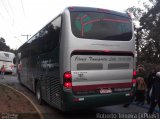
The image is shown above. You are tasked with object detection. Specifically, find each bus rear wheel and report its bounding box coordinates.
[36,81,44,105]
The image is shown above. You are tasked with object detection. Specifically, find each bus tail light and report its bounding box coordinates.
[132,70,137,87]
[133,70,137,76]
[64,72,72,79]
[63,72,72,89]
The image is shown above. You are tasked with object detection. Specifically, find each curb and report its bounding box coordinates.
[0,83,45,119]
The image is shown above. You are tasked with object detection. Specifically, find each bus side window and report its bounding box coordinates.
[50,16,61,50]
[39,16,61,53]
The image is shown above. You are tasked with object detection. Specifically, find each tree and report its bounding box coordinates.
[0,37,16,53]
[126,6,144,64]
[0,37,10,51]
[140,0,160,64]
[126,0,160,64]
[0,37,5,44]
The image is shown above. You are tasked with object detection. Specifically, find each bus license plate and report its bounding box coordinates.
[99,88,112,94]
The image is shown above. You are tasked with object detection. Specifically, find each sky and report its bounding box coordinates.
[0,0,147,49]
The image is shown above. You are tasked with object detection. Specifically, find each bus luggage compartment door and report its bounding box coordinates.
[71,54,133,95]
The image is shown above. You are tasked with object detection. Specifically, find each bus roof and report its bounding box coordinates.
[0,51,15,60]
[68,6,130,19]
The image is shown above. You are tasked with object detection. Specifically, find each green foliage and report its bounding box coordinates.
[0,37,17,53]
[126,7,144,20]
[127,0,160,64]
[0,37,10,51]
[140,0,160,64]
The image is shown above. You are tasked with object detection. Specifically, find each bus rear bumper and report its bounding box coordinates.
[62,91,134,111]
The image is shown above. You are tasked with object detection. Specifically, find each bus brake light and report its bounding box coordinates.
[63,72,72,89]
[132,70,136,87]
[64,82,72,88]
[133,70,137,76]
[64,72,72,79]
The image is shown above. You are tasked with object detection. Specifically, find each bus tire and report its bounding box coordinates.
[36,81,44,105]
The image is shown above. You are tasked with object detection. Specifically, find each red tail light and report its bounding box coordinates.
[133,70,137,76]
[64,82,72,88]
[64,72,72,79]
[132,70,137,87]
[63,72,72,89]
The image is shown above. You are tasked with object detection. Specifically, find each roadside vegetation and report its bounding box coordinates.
[127,0,160,66]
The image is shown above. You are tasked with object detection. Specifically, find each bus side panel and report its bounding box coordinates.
[19,58,28,85]
[38,47,62,109]
[37,16,62,109]
[18,15,62,110]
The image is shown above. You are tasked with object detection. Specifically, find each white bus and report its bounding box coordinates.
[17,7,136,111]
[0,51,15,73]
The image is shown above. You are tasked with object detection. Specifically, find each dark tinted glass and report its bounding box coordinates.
[20,16,61,58]
[36,16,61,54]
[70,12,132,41]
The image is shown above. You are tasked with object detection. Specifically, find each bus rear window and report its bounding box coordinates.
[70,12,132,41]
